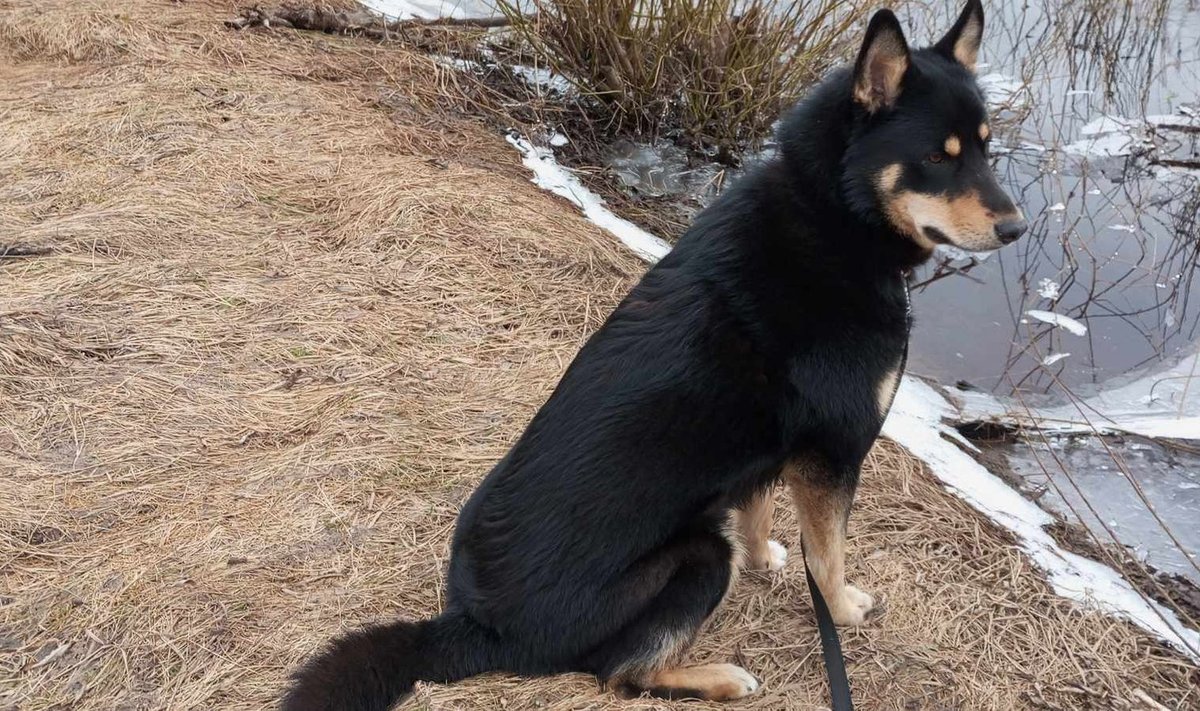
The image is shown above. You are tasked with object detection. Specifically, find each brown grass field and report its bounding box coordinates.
[1,1,1197,709]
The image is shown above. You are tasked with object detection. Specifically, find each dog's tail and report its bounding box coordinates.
[281,610,502,711]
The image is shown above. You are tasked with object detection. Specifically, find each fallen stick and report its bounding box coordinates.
[0,244,53,260]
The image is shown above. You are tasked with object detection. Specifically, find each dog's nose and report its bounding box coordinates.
[995,219,1027,244]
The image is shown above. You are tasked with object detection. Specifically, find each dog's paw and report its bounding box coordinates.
[709,663,760,699]
[766,540,788,571]
[829,585,875,627]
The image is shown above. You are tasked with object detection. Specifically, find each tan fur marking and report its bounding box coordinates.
[643,663,759,701]
[736,489,775,570]
[876,366,901,417]
[884,189,1000,251]
[944,135,961,158]
[980,123,991,141]
[854,33,908,111]
[954,14,983,70]
[877,163,902,193]
[782,460,874,627]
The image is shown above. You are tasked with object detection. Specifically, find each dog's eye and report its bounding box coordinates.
[927,151,945,164]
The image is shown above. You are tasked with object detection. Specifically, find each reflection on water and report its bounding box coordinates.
[903,0,1200,399]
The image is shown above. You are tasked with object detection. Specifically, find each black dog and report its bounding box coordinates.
[282,2,1024,707]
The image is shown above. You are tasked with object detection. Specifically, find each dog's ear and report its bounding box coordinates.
[853,9,910,113]
[935,0,984,72]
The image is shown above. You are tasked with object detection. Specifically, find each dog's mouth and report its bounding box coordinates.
[921,226,952,245]
[918,225,1002,252]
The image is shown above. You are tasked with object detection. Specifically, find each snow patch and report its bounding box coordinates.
[1026,310,1088,336]
[505,133,671,262]
[977,73,1027,108]
[1037,278,1061,301]
[1042,353,1071,366]
[361,0,499,20]
[952,348,1199,441]
[510,64,574,94]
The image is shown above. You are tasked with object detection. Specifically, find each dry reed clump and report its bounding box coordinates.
[496,0,867,158]
[0,1,1197,710]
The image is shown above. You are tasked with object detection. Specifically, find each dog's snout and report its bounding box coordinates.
[995,219,1027,244]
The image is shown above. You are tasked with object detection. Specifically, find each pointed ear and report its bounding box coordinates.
[935,0,984,72]
[853,10,910,113]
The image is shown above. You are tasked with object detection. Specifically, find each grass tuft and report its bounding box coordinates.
[496,0,868,158]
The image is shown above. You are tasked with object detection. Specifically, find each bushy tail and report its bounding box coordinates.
[281,611,500,711]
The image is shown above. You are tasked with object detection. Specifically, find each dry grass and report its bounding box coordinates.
[496,0,867,157]
[0,1,1197,710]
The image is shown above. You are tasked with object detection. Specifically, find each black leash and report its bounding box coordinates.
[802,546,854,711]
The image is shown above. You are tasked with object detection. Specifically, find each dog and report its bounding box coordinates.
[281,1,1025,708]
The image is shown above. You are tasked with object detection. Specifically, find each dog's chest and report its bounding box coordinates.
[875,279,912,418]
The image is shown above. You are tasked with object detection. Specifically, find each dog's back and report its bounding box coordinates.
[281,3,1026,708]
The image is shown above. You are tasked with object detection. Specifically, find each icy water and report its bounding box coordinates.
[902,0,1200,399]
[604,0,1200,582]
[915,0,1200,583]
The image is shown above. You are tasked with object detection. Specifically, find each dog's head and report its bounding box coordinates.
[845,0,1026,253]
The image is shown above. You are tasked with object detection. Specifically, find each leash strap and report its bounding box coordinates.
[802,544,854,710]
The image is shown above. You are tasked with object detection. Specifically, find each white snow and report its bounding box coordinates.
[549,132,570,147]
[1026,309,1088,336]
[510,64,574,94]
[1060,112,1200,164]
[1037,278,1061,301]
[1109,224,1138,233]
[1042,353,1071,366]
[1146,113,1200,129]
[1040,349,1200,440]
[361,0,499,20]
[1047,202,1066,212]
[1081,116,1138,135]
[505,132,1200,658]
[505,133,671,262]
[951,348,1199,441]
[1064,132,1139,157]
[976,73,1027,108]
[431,54,481,72]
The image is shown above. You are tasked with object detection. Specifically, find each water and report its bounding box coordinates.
[1001,435,1200,580]
[902,0,1200,400]
[909,0,1200,585]
[600,0,1200,585]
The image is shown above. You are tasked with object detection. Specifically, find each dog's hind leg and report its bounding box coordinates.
[784,461,875,627]
[736,487,787,572]
[583,526,760,702]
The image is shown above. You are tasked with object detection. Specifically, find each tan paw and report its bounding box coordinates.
[647,663,761,701]
[705,663,760,700]
[829,585,875,627]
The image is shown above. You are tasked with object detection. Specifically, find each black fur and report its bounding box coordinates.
[282,3,1020,709]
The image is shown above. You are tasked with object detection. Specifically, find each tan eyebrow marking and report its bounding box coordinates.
[980,123,991,141]
[877,163,902,192]
[944,135,962,157]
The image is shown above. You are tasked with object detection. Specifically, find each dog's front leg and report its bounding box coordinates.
[783,461,874,626]
[736,487,788,572]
